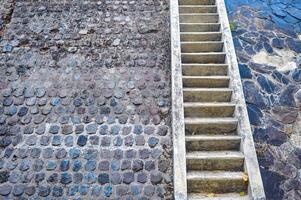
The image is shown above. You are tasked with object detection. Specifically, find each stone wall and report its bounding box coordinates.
[226,1,301,199]
[0,0,173,199]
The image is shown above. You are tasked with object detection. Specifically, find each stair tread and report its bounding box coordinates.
[188,193,249,200]
[179,5,217,7]
[183,88,232,91]
[187,171,245,180]
[185,117,237,123]
[184,102,235,107]
[182,52,226,55]
[186,151,244,159]
[186,135,241,140]
[182,63,227,66]
[182,76,229,79]
[181,41,223,44]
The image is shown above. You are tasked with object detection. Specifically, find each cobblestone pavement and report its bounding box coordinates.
[226,1,301,199]
[0,0,173,199]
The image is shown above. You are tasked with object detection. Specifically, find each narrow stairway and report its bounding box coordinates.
[179,0,249,199]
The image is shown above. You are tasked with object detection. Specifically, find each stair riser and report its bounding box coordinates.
[183,90,232,102]
[184,105,234,117]
[185,123,237,135]
[182,65,228,76]
[187,158,244,171]
[180,15,219,23]
[182,54,226,64]
[186,139,240,151]
[181,24,220,32]
[187,179,247,193]
[179,6,217,13]
[179,0,216,5]
[183,78,229,88]
[181,42,224,53]
[181,33,222,41]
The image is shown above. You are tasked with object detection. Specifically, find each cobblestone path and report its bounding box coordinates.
[0,0,173,199]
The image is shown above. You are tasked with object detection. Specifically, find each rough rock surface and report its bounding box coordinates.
[0,0,173,199]
[226,0,301,199]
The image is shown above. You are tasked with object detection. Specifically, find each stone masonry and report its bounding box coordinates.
[226,0,301,199]
[0,0,173,199]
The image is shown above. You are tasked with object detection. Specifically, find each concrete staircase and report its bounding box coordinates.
[170,0,266,199]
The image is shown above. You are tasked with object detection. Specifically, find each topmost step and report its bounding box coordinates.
[179,0,215,5]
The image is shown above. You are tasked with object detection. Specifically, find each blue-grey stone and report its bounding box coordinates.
[137,172,147,183]
[61,173,72,185]
[52,186,63,197]
[111,173,122,185]
[51,98,61,106]
[13,184,25,196]
[77,135,87,146]
[73,173,83,184]
[5,106,17,116]
[65,136,73,147]
[79,184,89,195]
[2,44,13,52]
[238,64,252,79]
[38,186,50,197]
[103,185,112,197]
[98,173,109,185]
[131,185,142,195]
[257,74,279,94]
[68,185,78,196]
[121,160,131,170]
[243,80,267,109]
[46,161,57,171]
[111,160,120,171]
[86,123,97,134]
[83,149,98,160]
[69,148,81,159]
[85,160,97,171]
[0,184,12,196]
[247,104,263,126]
[148,137,159,148]
[72,160,82,172]
[98,161,110,171]
[113,136,123,146]
[133,125,143,135]
[52,135,61,146]
[19,160,30,171]
[91,185,101,196]
[123,172,134,184]
[55,148,67,159]
[60,160,70,171]
[49,125,60,134]
[84,172,97,184]
[145,160,155,171]
[18,107,28,117]
[99,125,108,135]
[43,148,53,158]
[150,173,163,185]
[133,160,144,172]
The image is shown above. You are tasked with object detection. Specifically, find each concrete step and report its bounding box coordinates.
[184,102,235,117]
[185,117,237,135]
[181,42,224,53]
[183,76,229,88]
[186,135,241,151]
[182,53,226,64]
[183,88,232,102]
[179,5,217,13]
[181,32,222,42]
[179,0,216,5]
[180,23,220,32]
[188,193,249,200]
[186,151,244,171]
[187,171,248,193]
[182,64,228,76]
[180,14,219,23]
